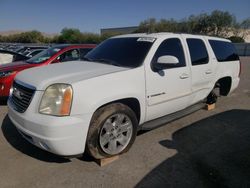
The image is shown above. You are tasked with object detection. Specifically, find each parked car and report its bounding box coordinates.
[8,33,240,159]
[15,46,48,55]
[22,49,45,58]
[0,49,30,64]
[0,44,95,100]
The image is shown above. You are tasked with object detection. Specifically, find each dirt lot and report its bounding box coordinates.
[0,57,250,188]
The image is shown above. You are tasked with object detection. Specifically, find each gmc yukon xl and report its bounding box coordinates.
[7,33,240,159]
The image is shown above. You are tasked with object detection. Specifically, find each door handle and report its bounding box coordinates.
[205,70,212,74]
[180,73,189,79]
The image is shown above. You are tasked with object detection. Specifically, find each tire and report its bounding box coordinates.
[86,103,138,159]
[206,87,219,104]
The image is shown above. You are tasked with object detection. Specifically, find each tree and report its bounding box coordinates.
[136,10,238,38]
[0,30,45,43]
[240,18,250,29]
[207,10,236,37]
[228,18,250,41]
[57,28,82,43]
[228,36,245,43]
[136,18,157,33]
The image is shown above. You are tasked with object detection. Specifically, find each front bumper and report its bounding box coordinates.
[0,75,15,97]
[8,100,92,156]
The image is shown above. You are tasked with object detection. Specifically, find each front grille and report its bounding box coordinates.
[10,81,35,113]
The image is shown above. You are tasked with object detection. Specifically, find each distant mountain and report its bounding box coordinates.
[0,30,58,38]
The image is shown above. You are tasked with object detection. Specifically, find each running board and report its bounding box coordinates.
[140,102,206,131]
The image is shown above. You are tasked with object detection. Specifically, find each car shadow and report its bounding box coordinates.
[1,115,70,163]
[135,109,250,188]
[0,98,8,105]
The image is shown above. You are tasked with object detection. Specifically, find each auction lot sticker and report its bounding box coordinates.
[137,37,156,43]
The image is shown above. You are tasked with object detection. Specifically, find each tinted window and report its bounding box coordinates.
[152,38,186,68]
[209,40,239,62]
[187,39,209,66]
[85,37,154,68]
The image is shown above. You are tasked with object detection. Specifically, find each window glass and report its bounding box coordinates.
[85,37,154,68]
[29,50,43,56]
[187,38,209,66]
[209,40,239,62]
[26,46,64,64]
[152,38,186,68]
[59,49,80,62]
[80,48,93,60]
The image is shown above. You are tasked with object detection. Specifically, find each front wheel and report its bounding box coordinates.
[86,103,138,159]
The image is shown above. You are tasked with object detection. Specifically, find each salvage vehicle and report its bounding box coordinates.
[8,33,240,159]
[22,49,45,58]
[0,44,95,100]
[15,46,49,57]
[0,49,30,64]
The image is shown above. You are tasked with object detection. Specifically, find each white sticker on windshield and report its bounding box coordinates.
[137,37,156,43]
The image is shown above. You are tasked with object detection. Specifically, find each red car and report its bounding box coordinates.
[0,44,96,100]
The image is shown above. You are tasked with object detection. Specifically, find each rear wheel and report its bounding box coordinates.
[86,103,138,159]
[207,87,219,104]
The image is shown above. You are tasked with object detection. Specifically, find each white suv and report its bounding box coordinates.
[8,33,240,159]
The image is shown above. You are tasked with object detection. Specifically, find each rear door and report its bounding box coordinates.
[183,36,216,105]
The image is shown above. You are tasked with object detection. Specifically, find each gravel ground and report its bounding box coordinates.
[0,57,249,188]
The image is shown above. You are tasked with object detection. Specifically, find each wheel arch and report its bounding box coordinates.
[93,97,142,124]
[216,76,232,96]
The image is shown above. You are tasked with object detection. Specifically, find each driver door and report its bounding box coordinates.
[145,37,192,121]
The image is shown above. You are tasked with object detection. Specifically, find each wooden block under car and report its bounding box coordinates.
[206,103,215,111]
[95,155,119,166]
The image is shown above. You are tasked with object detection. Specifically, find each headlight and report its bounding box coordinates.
[0,70,17,78]
[39,84,73,116]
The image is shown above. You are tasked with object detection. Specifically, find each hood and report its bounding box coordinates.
[0,60,31,71]
[15,61,129,90]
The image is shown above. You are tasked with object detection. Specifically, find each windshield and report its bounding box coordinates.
[26,46,64,64]
[84,37,155,68]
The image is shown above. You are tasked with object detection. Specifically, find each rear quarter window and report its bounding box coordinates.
[209,40,239,62]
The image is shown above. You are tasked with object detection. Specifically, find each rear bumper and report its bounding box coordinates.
[8,100,92,156]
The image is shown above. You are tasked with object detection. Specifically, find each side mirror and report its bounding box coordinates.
[153,55,179,72]
[158,55,179,65]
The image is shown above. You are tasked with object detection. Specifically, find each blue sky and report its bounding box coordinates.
[0,0,249,34]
